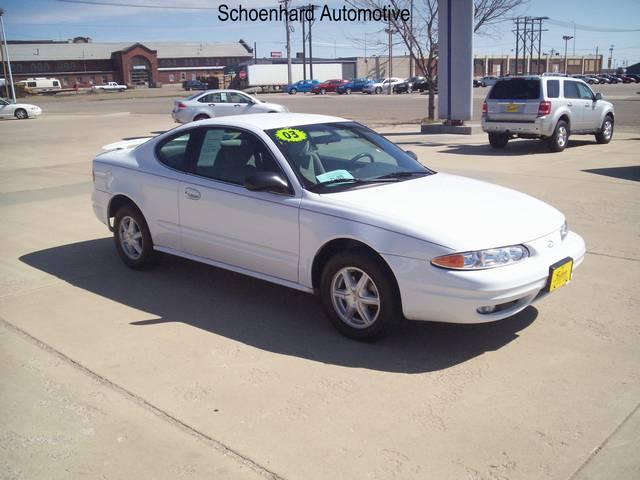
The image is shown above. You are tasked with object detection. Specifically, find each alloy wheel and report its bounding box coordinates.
[119,216,144,260]
[331,267,381,329]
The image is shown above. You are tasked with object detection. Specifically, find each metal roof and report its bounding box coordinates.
[8,42,253,62]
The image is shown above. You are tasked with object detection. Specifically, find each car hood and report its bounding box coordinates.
[309,173,564,251]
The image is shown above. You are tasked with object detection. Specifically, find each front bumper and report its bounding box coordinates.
[28,108,42,118]
[384,230,586,324]
[482,115,555,137]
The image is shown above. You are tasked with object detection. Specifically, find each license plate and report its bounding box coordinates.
[505,103,519,113]
[547,257,574,292]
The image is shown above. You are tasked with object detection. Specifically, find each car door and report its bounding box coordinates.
[226,91,254,115]
[563,80,584,130]
[576,82,600,131]
[0,99,13,117]
[178,127,301,282]
[198,92,234,118]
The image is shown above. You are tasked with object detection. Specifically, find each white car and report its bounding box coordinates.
[172,89,288,123]
[0,98,42,119]
[362,77,404,94]
[92,113,585,339]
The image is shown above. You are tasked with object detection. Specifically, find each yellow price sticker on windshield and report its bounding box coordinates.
[275,128,307,143]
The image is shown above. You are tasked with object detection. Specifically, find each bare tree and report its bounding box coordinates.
[347,0,529,119]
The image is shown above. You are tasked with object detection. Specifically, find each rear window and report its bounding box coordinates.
[489,79,541,100]
[546,80,560,98]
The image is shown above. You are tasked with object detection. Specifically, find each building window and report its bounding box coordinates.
[102,75,108,84]
[169,74,175,82]
[63,76,69,86]
[180,72,186,81]
[76,76,83,83]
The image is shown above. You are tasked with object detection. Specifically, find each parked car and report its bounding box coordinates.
[182,80,208,91]
[92,112,585,339]
[473,79,482,88]
[603,75,620,84]
[287,80,320,94]
[626,74,640,83]
[92,82,127,92]
[615,75,634,84]
[482,76,615,152]
[311,79,348,95]
[393,76,434,93]
[362,77,404,94]
[480,76,500,87]
[171,89,288,123]
[0,98,42,119]
[336,78,373,94]
[572,74,597,84]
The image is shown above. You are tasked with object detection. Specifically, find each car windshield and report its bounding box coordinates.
[265,122,434,192]
[489,78,541,100]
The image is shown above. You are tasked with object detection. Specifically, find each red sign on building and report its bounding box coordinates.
[270,51,283,58]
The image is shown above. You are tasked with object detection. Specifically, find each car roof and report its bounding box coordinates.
[195,113,349,131]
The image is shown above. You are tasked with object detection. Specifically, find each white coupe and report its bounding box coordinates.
[0,98,42,119]
[92,113,585,339]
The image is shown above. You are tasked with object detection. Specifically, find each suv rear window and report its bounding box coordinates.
[489,79,541,100]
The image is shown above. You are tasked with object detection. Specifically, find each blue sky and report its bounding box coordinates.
[3,0,640,67]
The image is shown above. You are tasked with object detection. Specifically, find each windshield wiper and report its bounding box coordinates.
[308,177,397,192]
[374,171,430,180]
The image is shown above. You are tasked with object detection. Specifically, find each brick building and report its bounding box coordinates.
[6,39,253,87]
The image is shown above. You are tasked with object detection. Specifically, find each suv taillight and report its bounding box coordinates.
[538,101,551,116]
[482,101,487,114]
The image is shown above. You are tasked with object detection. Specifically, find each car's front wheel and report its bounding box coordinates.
[289,88,297,95]
[346,88,352,95]
[488,133,509,149]
[114,206,156,269]
[320,250,400,340]
[595,115,614,144]
[547,120,570,152]
[375,87,382,94]
[14,108,28,120]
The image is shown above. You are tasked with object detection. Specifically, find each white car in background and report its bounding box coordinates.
[172,89,288,123]
[92,113,585,340]
[0,98,42,119]
[362,77,404,94]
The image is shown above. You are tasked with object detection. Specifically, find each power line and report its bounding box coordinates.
[546,18,640,33]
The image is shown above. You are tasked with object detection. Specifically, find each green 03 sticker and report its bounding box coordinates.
[275,128,308,143]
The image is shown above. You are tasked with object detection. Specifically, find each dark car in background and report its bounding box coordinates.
[182,80,208,91]
[626,74,640,83]
[312,79,348,95]
[336,78,373,94]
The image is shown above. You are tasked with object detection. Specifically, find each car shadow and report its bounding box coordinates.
[20,239,537,374]
[440,138,596,156]
[582,166,640,182]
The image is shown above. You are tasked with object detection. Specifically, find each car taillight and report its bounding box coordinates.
[92,167,95,183]
[482,101,487,113]
[538,101,551,116]
[177,102,187,110]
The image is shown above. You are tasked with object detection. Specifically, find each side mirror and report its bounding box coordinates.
[405,150,418,160]
[595,92,603,101]
[244,172,291,194]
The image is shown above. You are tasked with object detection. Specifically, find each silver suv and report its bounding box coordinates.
[481,76,615,152]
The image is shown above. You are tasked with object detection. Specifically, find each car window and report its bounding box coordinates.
[157,132,192,171]
[27,82,37,87]
[266,122,431,189]
[226,92,251,103]
[194,128,283,186]
[546,80,560,98]
[199,92,225,103]
[563,81,581,99]
[576,82,594,100]
[489,79,541,100]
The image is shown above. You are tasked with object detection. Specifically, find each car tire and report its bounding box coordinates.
[193,114,209,121]
[320,250,401,340]
[14,108,28,120]
[346,88,352,95]
[113,205,156,270]
[547,120,570,152]
[289,88,297,95]
[320,88,326,95]
[488,133,509,149]
[375,87,382,94]
[595,115,614,144]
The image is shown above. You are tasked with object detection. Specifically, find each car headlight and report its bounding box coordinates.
[560,221,568,241]
[431,245,529,270]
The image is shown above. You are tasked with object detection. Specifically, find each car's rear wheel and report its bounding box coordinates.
[114,206,155,269]
[488,133,509,149]
[320,250,400,340]
[289,88,297,95]
[595,115,614,144]
[346,88,352,95]
[320,88,326,95]
[14,108,28,120]
[193,114,209,121]
[375,87,382,94]
[547,120,570,152]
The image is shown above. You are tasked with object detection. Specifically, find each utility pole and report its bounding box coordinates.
[608,44,614,71]
[385,20,395,95]
[0,8,17,103]
[409,0,414,77]
[514,17,519,75]
[595,46,599,74]
[301,17,306,80]
[307,5,318,80]
[279,0,292,85]
[254,42,257,65]
[562,35,573,74]
[572,22,576,56]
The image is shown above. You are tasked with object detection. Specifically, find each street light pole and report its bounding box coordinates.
[279,0,292,85]
[0,9,17,103]
[562,35,573,74]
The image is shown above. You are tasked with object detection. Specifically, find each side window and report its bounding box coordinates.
[28,82,37,87]
[546,80,560,98]
[194,128,283,186]
[563,81,580,99]
[227,92,250,103]
[157,132,192,171]
[53,81,60,87]
[199,93,224,103]
[577,83,594,100]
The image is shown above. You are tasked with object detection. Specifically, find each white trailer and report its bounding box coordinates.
[245,64,344,91]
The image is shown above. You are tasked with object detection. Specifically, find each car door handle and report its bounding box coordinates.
[184,187,201,200]
[567,103,573,107]
[233,104,241,107]
[208,104,215,107]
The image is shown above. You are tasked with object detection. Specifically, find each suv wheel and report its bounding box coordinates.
[595,115,614,144]
[320,250,400,340]
[488,133,509,149]
[547,120,569,152]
